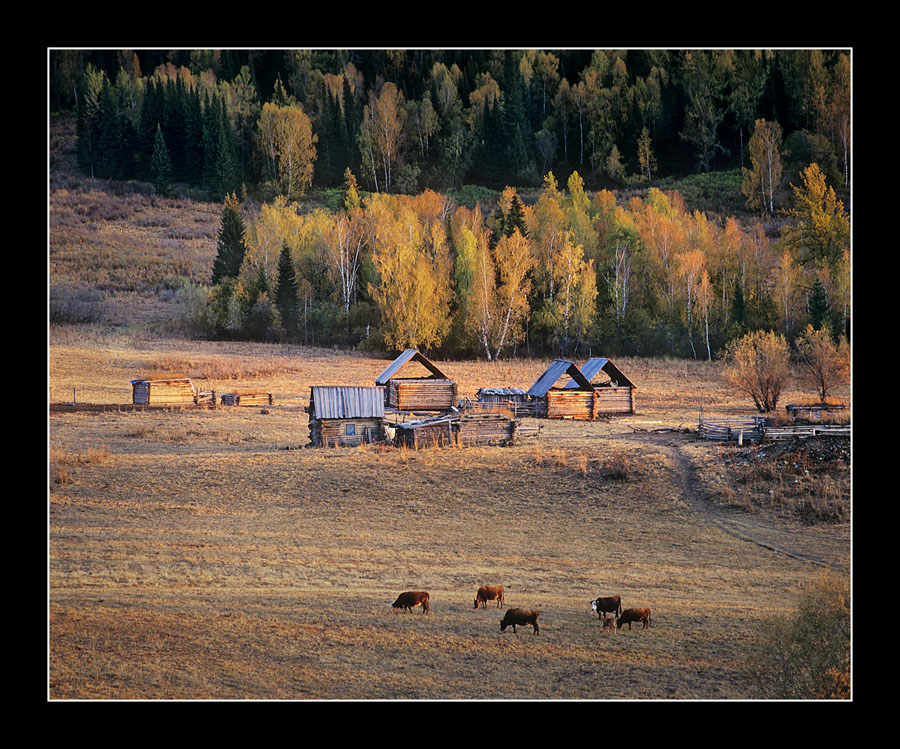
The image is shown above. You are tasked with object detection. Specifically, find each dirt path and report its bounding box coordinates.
[613,429,850,572]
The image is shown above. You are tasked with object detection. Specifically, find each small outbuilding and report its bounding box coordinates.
[307,386,385,447]
[563,357,636,415]
[375,349,458,412]
[526,360,598,419]
[131,378,197,406]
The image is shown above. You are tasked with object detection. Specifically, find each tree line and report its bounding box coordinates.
[53,49,850,195]
[186,159,848,363]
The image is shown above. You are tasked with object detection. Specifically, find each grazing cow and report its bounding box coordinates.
[500,608,540,635]
[616,607,652,630]
[590,595,623,620]
[392,590,430,614]
[474,585,505,609]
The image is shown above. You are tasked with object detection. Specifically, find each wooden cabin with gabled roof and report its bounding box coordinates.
[374,349,458,412]
[563,357,636,415]
[307,385,386,447]
[526,359,617,420]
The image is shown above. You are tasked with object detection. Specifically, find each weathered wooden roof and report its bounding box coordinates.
[564,358,635,389]
[374,349,449,385]
[310,386,385,420]
[526,360,594,397]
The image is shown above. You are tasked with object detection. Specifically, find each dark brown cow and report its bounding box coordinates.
[474,585,505,609]
[590,595,623,620]
[616,607,651,630]
[500,608,540,635]
[392,590,430,614]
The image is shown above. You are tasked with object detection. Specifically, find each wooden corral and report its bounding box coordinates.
[785,403,849,421]
[698,415,766,443]
[308,386,385,447]
[131,378,196,406]
[220,391,273,407]
[392,410,522,449]
[375,349,458,412]
[564,357,636,415]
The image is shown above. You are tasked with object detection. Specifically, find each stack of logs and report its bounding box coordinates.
[386,378,458,411]
[220,391,274,406]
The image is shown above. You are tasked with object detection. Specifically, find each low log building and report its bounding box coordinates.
[563,357,635,415]
[526,360,616,420]
[308,386,385,447]
[131,378,196,406]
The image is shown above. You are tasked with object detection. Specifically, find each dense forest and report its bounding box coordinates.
[48,49,851,360]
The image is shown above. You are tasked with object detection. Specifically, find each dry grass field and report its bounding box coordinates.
[48,115,850,700]
[48,331,850,700]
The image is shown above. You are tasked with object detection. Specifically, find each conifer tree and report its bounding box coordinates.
[275,241,300,333]
[150,124,173,196]
[211,193,248,285]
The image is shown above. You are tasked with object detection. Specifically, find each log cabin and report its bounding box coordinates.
[375,349,458,412]
[563,357,635,415]
[307,386,385,447]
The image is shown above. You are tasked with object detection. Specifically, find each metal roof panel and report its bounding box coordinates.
[374,349,448,385]
[310,386,385,419]
[526,360,593,397]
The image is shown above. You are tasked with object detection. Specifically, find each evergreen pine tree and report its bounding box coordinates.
[150,123,173,196]
[807,278,832,332]
[211,193,248,284]
[505,194,529,238]
[725,279,748,342]
[275,241,300,333]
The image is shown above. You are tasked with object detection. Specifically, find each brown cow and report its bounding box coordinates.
[616,607,651,630]
[500,608,540,635]
[392,590,430,614]
[602,617,617,634]
[590,595,623,620]
[474,585,505,609]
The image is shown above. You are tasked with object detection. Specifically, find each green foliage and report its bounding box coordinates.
[275,242,300,333]
[211,193,248,285]
[150,124,173,196]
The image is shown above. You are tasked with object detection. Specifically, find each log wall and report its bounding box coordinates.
[387,379,458,411]
[543,387,634,419]
[309,417,384,447]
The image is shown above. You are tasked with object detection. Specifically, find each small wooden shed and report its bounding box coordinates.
[526,360,603,420]
[307,386,385,447]
[563,357,636,415]
[375,349,458,412]
[131,378,196,406]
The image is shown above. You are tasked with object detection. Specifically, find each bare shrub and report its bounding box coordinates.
[747,567,850,699]
[602,455,633,481]
[722,330,791,413]
[49,285,106,324]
